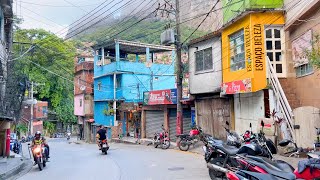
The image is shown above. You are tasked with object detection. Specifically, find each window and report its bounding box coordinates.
[296,63,313,77]
[229,30,245,71]
[265,27,284,75]
[98,82,101,91]
[195,47,213,72]
[80,99,82,107]
[116,75,121,89]
[42,106,47,116]
[77,57,85,64]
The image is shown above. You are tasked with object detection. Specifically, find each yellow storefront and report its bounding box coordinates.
[221,11,285,133]
[221,11,285,94]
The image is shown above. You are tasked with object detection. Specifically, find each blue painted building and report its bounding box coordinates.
[93,39,176,138]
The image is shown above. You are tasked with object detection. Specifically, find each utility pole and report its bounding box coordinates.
[29,81,34,135]
[175,0,183,135]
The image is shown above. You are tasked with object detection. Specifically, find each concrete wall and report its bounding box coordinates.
[94,101,113,126]
[84,95,94,116]
[189,37,222,94]
[284,0,318,26]
[234,91,265,133]
[74,94,84,116]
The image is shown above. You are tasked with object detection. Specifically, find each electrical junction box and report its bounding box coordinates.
[161,29,175,45]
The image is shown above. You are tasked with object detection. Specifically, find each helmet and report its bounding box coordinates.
[35,131,41,138]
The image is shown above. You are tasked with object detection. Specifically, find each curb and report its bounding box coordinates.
[0,159,30,180]
[111,139,139,145]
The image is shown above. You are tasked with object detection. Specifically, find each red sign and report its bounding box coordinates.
[148,89,174,105]
[221,78,252,94]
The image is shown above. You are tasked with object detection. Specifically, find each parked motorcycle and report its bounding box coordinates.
[176,126,204,151]
[203,121,277,179]
[29,143,47,171]
[153,125,170,149]
[99,139,109,155]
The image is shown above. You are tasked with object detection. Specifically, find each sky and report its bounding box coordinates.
[13,0,111,37]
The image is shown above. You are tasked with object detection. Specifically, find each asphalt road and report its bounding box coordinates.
[18,138,210,180]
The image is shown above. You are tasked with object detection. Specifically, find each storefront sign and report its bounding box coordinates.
[143,89,177,105]
[245,25,252,72]
[253,24,264,71]
[221,78,252,94]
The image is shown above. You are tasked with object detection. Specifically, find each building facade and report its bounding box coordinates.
[220,0,286,141]
[93,40,175,139]
[188,32,233,139]
[280,0,320,148]
[74,52,94,142]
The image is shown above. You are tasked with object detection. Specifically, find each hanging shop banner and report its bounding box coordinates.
[143,89,177,105]
[221,78,252,94]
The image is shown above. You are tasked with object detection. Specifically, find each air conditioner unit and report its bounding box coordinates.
[161,29,175,45]
[96,60,102,66]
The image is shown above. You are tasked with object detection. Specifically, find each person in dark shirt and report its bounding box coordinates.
[96,125,107,150]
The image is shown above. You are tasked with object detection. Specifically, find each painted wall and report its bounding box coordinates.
[284,0,317,26]
[234,91,264,133]
[189,37,222,94]
[222,0,284,24]
[222,12,285,93]
[94,76,114,101]
[74,94,85,116]
[84,95,94,115]
[94,101,114,126]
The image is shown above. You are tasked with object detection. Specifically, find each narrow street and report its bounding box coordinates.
[18,138,210,180]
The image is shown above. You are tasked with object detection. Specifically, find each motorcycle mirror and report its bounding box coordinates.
[27,143,30,146]
[226,121,230,126]
[261,121,265,127]
[249,123,252,128]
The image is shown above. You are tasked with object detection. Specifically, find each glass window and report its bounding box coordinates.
[267,52,273,61]
[296,63,314,77]
[266,41,273,50]
[275,41,281,50]
[195,47,213,72]
[266,29,272,38]
[276,64,282,73]
[229,30,245,71]
[274,29,281,38]
[275,52,281,61]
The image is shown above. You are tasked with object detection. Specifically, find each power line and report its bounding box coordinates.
[15,0,100,8]
[62,0,88,13]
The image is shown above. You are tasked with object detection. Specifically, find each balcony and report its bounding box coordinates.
[75,61,94,73]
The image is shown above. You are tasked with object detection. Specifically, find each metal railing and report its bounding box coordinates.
[266,56,295,142]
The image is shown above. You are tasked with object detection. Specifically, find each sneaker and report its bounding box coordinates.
[33,162,37,166]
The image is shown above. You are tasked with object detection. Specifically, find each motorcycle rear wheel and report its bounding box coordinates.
[178,139,190,151]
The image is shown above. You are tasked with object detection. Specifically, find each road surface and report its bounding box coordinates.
[18,138,210,180]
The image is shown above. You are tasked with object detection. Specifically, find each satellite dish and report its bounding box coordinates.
[80,85,86,91]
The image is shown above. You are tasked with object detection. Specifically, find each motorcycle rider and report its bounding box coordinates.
[96,125,107,150]
[31,131,50,165]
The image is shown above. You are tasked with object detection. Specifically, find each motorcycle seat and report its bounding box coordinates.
[216,144,239,155]
[176,134,189,138]
[246,159,296,180]
[246,155,294,172]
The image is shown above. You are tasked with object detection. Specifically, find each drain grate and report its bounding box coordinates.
[168,167,184,171]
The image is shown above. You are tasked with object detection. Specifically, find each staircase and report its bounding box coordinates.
[266,57,295,142]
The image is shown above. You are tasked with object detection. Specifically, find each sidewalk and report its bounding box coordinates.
[0,151,32,180]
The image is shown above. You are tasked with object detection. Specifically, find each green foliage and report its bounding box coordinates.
[308,34,320,69]
[43,121,56,135]
[16,124,28,134]
[75,19,207,45]
[13,29,77,124]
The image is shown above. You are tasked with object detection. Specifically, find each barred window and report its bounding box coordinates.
[195,47,213,72]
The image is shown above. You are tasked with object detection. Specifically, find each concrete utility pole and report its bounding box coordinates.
[175,0,183,135]
[29,81,34,135]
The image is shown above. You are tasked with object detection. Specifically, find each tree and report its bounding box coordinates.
[43,121,55,136]
[13,29,77,124]
[308,34,320,68]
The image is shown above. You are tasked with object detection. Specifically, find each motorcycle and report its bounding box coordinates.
[176,126,204,151]
[99,139,109,155]
[225,121,242,148]
[153,125,170,149]
[203,121,277,179]
[29,143,47,171]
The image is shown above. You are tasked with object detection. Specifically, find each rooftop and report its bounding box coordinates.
[92,39,175,54]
